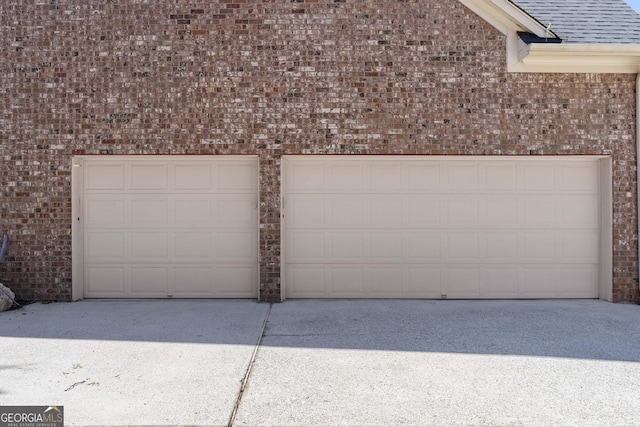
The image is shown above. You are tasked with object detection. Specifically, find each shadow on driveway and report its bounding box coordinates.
[1,299,639,362]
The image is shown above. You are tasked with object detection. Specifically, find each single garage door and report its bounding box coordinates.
[284,156,608,299]
[76,156,258,298]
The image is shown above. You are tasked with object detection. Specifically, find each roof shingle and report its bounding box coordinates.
[511,0,640,44]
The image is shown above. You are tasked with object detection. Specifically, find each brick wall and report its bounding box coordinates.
[0,0,637,302]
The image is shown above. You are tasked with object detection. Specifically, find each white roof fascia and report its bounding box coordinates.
[458,0,640,73]
[458,0,557,38]
[514,41,640,73]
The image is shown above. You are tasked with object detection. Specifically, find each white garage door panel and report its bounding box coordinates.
[85,164,125,190]
[85,198,125,225]
[81,157,258,298]
[130,267,167,295]
[284,157,603,299]
[130,164,168,190]
[86,267,125,296]
[286,264,599,299]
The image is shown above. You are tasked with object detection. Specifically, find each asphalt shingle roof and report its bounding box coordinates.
[510,0,640,44]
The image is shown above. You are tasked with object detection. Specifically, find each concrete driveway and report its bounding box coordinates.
[0,299,639,426]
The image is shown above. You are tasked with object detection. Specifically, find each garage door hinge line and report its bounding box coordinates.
[227,302,272,427]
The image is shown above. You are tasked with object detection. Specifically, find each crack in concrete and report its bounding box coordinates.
[64,379,87,392]
[227,303,272,427]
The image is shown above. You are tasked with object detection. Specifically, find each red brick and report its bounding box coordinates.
[0,0,637,302]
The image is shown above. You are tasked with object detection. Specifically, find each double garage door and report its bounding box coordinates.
[75,156,608,299]
[284,156,607,299]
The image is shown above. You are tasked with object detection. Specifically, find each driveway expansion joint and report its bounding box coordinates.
[226,302,272,427]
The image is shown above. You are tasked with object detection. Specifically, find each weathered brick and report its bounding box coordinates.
[0,0,637,302]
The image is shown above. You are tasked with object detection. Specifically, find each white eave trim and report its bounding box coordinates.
[458,0,557,38]
[514,42,640,73]
[458,0,640,74]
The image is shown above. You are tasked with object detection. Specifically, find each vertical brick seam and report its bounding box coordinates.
[0,1,637,302]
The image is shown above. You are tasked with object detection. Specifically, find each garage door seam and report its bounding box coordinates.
[227,302,272,427]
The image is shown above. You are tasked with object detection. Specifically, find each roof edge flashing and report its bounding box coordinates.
[518,31,563,44]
